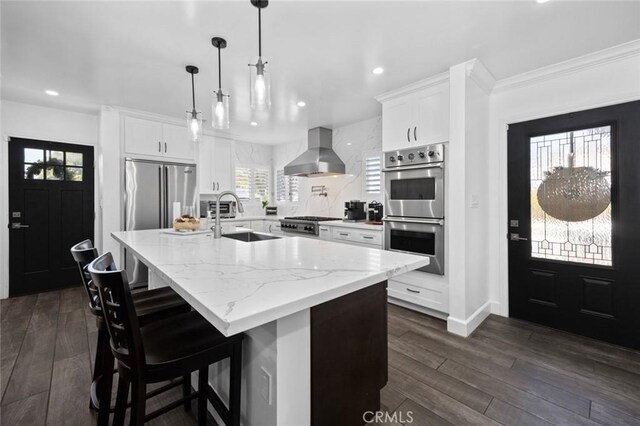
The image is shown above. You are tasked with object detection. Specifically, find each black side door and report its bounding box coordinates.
[508,100,640,349]
[8,137,94,296]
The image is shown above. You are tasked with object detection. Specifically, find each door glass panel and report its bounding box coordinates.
[24,148,43,163]
[46,150,64,163]
[390,229,435,255]
[66,167,83,181]
[24,164,44,179]
[530,125,612,266]
[46,166,64,180]
[66,152,83,166]
[390,178,435,200]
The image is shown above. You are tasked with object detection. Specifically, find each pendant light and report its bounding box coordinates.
[248,0,271,111]
[211,37,230,129]
[537,131,610,222]
[185,65,203,142]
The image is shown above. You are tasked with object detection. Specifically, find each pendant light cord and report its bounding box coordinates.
[258,7,262,57]
[191,72,196,111]
[218,47,222,90]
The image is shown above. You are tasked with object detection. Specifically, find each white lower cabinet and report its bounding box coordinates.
[330,227,382,248]
[388,271,449,314]
[266,220,283,235]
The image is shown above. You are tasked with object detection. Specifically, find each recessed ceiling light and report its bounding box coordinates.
[372,67,384,75]
[297,101,306,107]
[347,143,352,146]
[250,121,258,126]
[45,90,59,96]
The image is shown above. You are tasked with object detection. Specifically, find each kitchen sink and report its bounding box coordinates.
[223,232,282,242]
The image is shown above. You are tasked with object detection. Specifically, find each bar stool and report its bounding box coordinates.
[89,252,243,426]
[70,240,192,425]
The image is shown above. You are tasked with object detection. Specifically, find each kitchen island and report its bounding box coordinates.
[111,228,428,426]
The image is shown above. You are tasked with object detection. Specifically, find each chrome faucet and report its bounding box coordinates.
[212,191,245,238]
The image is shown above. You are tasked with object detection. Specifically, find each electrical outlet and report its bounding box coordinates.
[260,366,272,405]
[470,194,480,208]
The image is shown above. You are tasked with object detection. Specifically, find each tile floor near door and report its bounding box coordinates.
[2,288,640,426]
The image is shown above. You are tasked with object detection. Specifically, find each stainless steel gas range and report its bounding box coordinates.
[279,216,341,237]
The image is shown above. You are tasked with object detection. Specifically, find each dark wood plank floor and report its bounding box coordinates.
[3,288,640,425]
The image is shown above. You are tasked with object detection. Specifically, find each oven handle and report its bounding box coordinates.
[383,217,444,226]
[382,163,444,172]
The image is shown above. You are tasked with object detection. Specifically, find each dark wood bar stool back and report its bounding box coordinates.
[89,252,244,426]
[70,240,192,425]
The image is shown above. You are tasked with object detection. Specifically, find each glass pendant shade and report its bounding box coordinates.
[249,57,271,111]
[187,111,202,142]
[212,90,229,130]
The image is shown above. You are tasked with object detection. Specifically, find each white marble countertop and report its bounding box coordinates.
[220,216,284,221]
[111,228,427,336]
[320,220,384,231]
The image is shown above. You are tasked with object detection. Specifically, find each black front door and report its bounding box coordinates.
[508,101,640,349]
[8,137,94,296]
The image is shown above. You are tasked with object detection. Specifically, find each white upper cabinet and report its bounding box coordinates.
[124,116,195,161]
[163,123,195,161]
[123,116,164,157]
[198,136,234,194]
[377,75,450,152]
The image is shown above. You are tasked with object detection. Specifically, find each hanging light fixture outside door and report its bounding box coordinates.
[185,65,203,142]
[211,37,230,129]
[248,0,271,111]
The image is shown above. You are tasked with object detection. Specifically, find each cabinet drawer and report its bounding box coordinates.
[388,280,448,312]
[355,231,381,245]
[331,228,354,242]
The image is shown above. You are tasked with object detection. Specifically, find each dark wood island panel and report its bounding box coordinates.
[311,281,388,426]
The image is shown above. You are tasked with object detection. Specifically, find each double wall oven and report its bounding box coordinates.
[383,143,445,275]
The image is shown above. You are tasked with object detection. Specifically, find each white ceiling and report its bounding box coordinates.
[2,1,639,144]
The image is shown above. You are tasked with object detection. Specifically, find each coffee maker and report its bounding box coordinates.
[344,200,367,222]
[367,201,384,223]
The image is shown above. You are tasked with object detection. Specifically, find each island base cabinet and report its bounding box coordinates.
[311,282,388,426]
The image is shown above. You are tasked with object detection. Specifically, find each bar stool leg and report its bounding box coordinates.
[97,343,115,426]
[113,373,130,426]
[198,367,208,426]
[130,376,147,426]
[183,374,192,412]
[229,341,243,426]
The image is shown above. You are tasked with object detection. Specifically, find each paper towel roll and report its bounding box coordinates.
[172,202,181,225]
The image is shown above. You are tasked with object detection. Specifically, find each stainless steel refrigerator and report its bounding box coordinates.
[124,158,198,284]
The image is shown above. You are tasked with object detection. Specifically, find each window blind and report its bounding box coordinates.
[364,154,382,194]
[277,169,299,202]
[235,166,270,201]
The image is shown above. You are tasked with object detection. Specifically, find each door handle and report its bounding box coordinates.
[414,126,417,141]
[406,128,411,143]
[509,233,528,241]
[10,223,30,229]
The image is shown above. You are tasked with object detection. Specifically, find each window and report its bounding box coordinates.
[364,152,382,194]
[530,126,612,266]
[235,166,270,201]
[24,148,83,181]
[276,170,299,202]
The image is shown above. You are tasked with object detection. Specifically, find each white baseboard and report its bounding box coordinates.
[490,300,507,317]
[447,301,492,337]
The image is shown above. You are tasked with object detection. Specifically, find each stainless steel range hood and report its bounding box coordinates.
[284,127,346,177]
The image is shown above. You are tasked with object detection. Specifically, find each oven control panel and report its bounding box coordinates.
[279,221,317,235]
[384,143,444,169]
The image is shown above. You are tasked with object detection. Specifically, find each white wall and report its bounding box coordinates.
[0,100,99,298]
[488,40,640,316]
[273,116,383,218]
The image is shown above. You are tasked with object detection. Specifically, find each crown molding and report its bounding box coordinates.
[464,58,496,95]
[493,39,640,93]
[375,71,449,103]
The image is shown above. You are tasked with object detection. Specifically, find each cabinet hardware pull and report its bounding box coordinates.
[213,182,215,191]
[362,235,374,239]
[407,128,411,142]
[158,141,161,152]
[339,233,349,236]
[406,288,420,294]
[217,182,220,191]
[164,142,167,152]
[414,126,417,141]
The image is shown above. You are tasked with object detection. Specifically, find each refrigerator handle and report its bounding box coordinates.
[164,165,170,228]
[158,166,164,228]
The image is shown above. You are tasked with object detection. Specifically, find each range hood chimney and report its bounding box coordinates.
[284,127,346,177]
